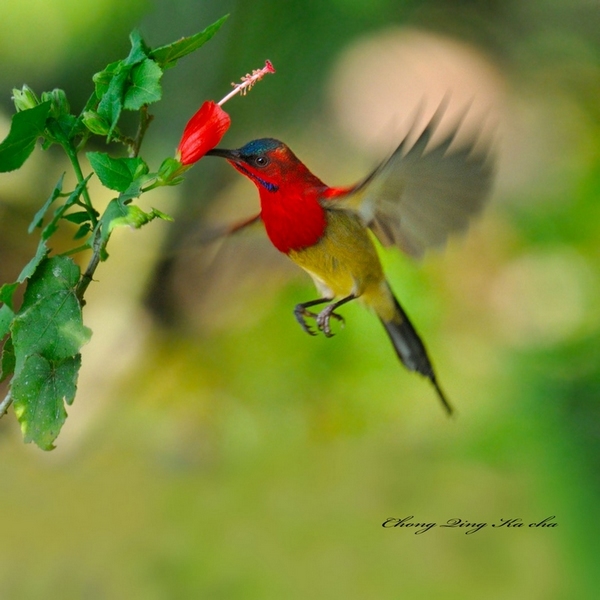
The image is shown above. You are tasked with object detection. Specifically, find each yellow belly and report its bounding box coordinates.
[288,211,397,321]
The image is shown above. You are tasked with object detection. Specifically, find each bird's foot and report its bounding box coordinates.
[294,305,319,336]
[316,305,345,338]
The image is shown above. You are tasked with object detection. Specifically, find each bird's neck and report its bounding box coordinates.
[259,177,329,254]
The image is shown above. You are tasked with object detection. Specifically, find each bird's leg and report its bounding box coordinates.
[294,297,332,336]
[317,294,356,338]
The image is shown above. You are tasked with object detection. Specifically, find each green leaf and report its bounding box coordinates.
[124,30,151,66]
[93,31,151,139]
[12,256,91,367]
[100,197,172,247]
[123,59,163,110]
[49,113,81,142]
[29,173,65,233]
[11,353,81,450]
[0,335,15,383]
[0,282,19,311]
[88,152,148,192]
[0,304,14,341]
[0,102,51,172]
[150,15,229,68]
[93,60,121,98]
[73,223,92,240]
[97,68,129,138]
[17,241,48,283]
[8,256,90,449]
[63,211,92,225]
[116,206,173,228]
[40,175,93,241]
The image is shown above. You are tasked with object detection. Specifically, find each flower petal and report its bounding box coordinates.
[177,101,231,165]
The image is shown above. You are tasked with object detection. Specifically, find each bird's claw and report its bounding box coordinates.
[294,306,318,336]
[316,306,345,338]
[295,302,345,337]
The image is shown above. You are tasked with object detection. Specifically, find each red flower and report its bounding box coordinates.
[177,101,231,165]
[175,61,274,168]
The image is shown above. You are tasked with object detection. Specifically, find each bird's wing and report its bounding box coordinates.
[198,213,263,244]
[322,105,494,258]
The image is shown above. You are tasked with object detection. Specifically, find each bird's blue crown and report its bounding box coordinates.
[239,138,282,157]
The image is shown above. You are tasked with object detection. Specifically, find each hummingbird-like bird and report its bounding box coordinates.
[207,106,493,414]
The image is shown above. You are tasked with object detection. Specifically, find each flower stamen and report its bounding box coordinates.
[217,60,275,106]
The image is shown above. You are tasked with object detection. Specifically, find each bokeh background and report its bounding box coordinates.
[1,0,599,598]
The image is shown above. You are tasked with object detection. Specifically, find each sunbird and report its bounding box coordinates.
[207,105,493,414]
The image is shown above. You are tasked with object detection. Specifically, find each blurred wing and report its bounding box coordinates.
[197,213,262,244]
[323,106,494,258]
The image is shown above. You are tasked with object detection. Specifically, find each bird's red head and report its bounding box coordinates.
[207,138,329,253]
[207,138,325,193]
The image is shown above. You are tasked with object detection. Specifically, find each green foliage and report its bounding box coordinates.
[28,173,65,233]
[9,257,91,449]
[100,198,172,251]
[124,59,163,110]
[0,102,51,172]
[0,305,13,341]
[87,152,149,192]
[12,353,81,450]
[0,15,229,449]
[150,15,228,68]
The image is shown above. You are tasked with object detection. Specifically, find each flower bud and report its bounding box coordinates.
[176,101,231,165]
[82,111,111,136]
[41,89,71,119]
[12,85,39,112]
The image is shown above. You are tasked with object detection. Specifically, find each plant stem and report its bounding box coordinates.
[0,393,13,417]
[131,105,154,158]
[75,227,103,305]
[74,107,154,305]
[64,144,97,227]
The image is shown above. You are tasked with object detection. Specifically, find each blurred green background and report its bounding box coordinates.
[1,0,599,598]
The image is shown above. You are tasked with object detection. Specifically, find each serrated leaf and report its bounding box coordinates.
[0,102,51,172]
[51,113,81,141]
[150,15,228,68]
[99,198,127,246]
[0,304,14,340]
[12,353,81,450]
[100,198,172,247]
[29,173,65,233]
[9,256,90,450]
[88,152,148,192]
[88,152,132,191]
[0,282,19,311]
[97,69,129,138]
[93,31,150,139]
[124,30,151,66]
[113,205,173,229]
[123,59,163,110]
[93,60,121,98]
[0,335,15,383]
[12,256,91,367]
[17,241,48,283]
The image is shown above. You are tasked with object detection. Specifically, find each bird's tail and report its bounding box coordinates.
[379,290,453,415]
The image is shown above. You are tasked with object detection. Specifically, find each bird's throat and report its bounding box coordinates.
[259,189,327,254]
[231,161,279,193]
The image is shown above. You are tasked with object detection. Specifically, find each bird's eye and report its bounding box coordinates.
[254,155,269,167]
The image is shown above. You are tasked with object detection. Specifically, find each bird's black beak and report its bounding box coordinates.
[206,148,241,161]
